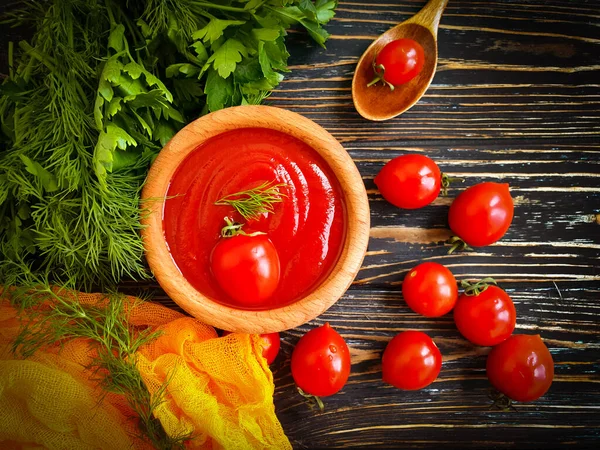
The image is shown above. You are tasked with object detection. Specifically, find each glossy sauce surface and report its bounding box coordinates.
[163,128,346,309]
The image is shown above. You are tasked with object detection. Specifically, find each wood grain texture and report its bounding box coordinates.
[1,0,598,448]
[123,0,600,445]
[268,0,600,447]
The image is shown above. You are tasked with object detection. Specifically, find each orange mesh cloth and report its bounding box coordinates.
[0,292,291,450]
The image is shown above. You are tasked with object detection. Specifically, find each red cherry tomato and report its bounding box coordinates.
[382,331,442,390]
[374,154,441,209]
[373,39,425,87]
[211,234,280,307]
[486,334,554,402]
[259,332,281,365]
[402,262,458,317]
[454,283,516,346]
[222,331,280,364]
[291,323,351,397]
[448,182,514,247]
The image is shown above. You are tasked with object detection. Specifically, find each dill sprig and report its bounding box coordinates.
[7,281,191,449]
[215,181,287,221]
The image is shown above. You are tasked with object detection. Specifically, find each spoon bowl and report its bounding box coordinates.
[352,0,449,121]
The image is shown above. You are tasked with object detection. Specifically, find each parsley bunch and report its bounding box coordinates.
[0,0,337,291]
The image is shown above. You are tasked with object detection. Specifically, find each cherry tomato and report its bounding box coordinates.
[402,262,458,317]
[372,39,425,87]
[382,331,442,390]
[448,182,514,247]
[454,283,516,346]
[210,234,280,307]
[222,331,280,364]
[291,323,351,397]
[258,332,281,365]
[374,154,441,209]
[486,334,554,402]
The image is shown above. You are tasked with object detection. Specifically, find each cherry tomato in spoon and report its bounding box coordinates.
[369,38,425,89]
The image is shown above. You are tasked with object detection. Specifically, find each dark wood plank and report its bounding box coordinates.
[82,0,600,447]
[262,1,600,447]
[2,0,599,448]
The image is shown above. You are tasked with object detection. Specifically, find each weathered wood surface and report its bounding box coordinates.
[272,1,600,447]
[3,0,599,448]
[134,1,600,448]
[136,1,600,447]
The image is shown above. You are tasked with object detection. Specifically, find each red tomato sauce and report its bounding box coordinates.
[163,127,346,310]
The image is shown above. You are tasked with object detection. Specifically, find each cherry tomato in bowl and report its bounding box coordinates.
[222,331,280,364]
[291,323,351,397]
[375,154,441,209]
[454,281,516,346]
[211,233,280,307]
[369,38,425,89]
[486,334,554,402]
[382,331,442,390]
[448,182,514,248]
[402,262,458,317]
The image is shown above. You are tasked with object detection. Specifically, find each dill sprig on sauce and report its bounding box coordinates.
[215,181,287,221]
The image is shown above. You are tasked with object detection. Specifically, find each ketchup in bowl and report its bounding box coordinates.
[163,127,346,310]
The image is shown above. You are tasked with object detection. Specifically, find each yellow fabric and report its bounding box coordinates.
[0,292,291,450]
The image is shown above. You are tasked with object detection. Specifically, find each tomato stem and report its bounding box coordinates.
[441,173,464,196]
[488,389,518,412]
[446,236,472,254]
[461,278,497,296]
[220,217,266,238]
[297,387,325,412]
[367,63,395,91]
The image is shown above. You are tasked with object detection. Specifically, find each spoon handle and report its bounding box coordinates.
[409,0,449,35]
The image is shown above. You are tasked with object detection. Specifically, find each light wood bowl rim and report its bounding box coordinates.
[141,105,370,333]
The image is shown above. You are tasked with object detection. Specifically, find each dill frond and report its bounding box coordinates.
[7,282,191,449]
[215,181,287,221]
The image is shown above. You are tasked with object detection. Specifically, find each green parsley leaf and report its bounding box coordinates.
[191,41,209,62]
[298,0,319,22]
[165,63,201,78]
[93,124,137,185]
[207,38,250,79]
[192,19,245,45]
[123,62,143,80]
[153,122,176,146]
[107,97,123,118]
[258,42,285,86]
[206,68,234,112]
[19,155,58,193]
[316,0,338,23]
[252,28,282,42]
[244,0,264,11]
[108,24,126,53]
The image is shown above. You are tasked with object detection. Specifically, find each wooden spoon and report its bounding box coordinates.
[352,0,449,121]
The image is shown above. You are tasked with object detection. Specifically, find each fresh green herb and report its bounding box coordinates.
[0,0,337,291]
[7,281,190,449]
[215,181,287,220]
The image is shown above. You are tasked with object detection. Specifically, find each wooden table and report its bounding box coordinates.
[255,1,599,447]
[2,0,598,448]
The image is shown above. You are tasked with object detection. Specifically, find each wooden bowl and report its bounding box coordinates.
[141,105,370,333]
